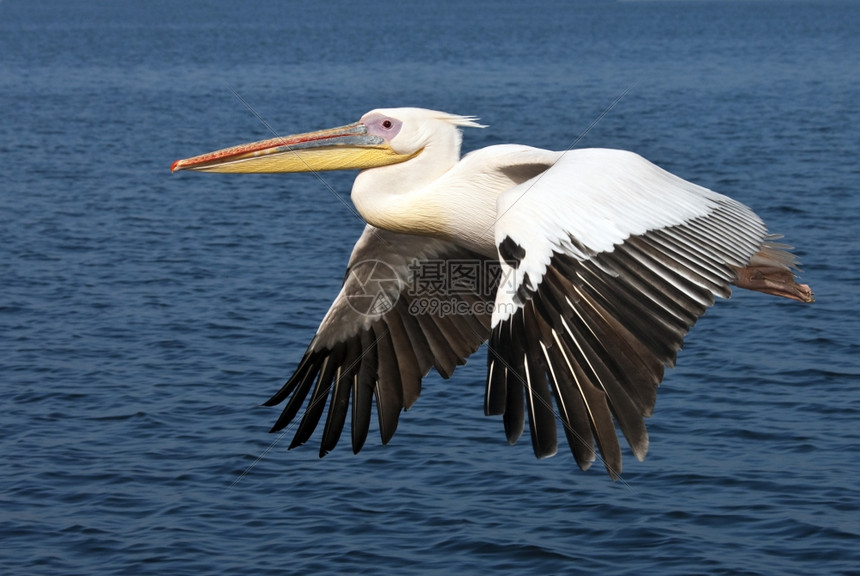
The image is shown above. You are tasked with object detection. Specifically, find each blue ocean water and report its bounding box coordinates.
[1,0,858,574]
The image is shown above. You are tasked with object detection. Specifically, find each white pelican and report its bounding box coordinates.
[172,107,813,478]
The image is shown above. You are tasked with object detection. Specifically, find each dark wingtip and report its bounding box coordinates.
[288,436,305,450]
[262,395,282,408]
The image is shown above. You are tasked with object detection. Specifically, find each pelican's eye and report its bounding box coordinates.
[363,114,403,141]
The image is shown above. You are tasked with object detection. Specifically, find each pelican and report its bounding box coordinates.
[172,107,813,478]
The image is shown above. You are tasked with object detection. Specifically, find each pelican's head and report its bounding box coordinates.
[170,107,484,175]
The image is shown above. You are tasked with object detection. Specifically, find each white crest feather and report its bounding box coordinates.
[437,113,487,129]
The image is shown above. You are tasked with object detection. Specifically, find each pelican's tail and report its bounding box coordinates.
[731,238,814,303]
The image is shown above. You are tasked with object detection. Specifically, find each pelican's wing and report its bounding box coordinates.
[487,148,809,479]
[266,225,496,455]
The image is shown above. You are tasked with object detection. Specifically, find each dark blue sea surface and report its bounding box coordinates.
[1,1,858,574]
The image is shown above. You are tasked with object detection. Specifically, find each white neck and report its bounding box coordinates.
[351,146,499,255]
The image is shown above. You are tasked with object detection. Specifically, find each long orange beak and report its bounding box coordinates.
[171,122,418,174]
